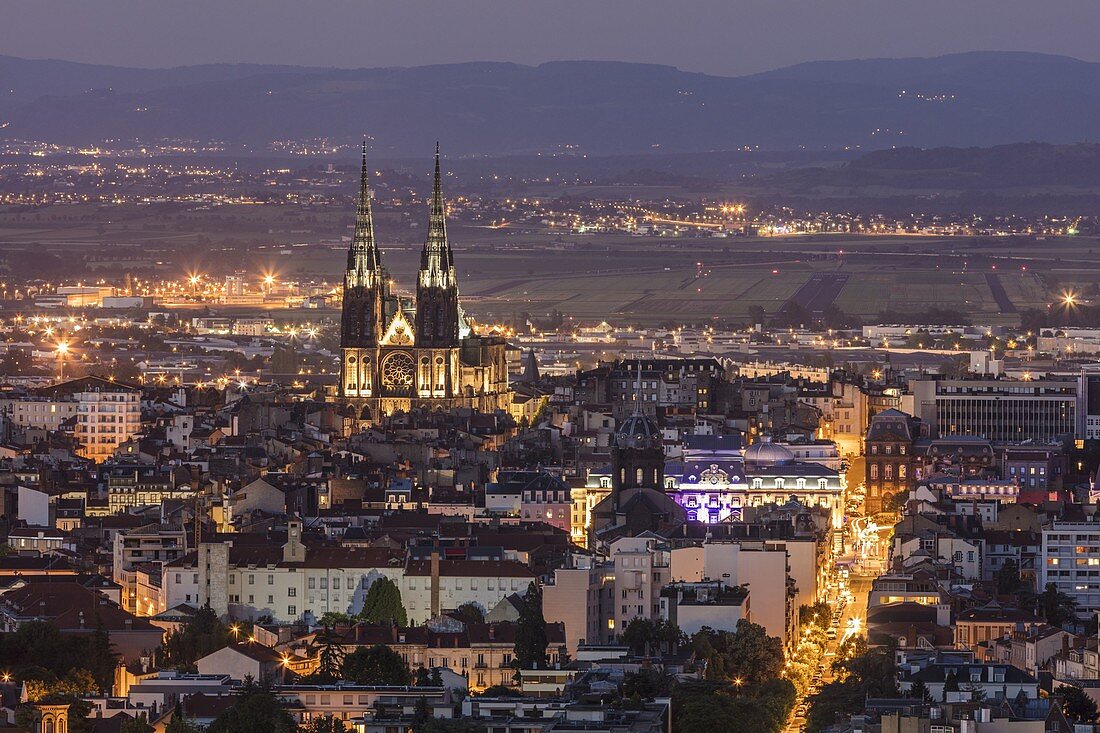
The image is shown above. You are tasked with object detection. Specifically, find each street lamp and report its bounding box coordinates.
[56,340,70,381]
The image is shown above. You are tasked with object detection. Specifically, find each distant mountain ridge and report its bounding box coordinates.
[1,51,1098,156]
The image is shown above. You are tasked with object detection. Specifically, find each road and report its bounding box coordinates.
[785,573,873,732]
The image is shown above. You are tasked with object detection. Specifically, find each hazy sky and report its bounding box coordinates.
[3,0,1100,75]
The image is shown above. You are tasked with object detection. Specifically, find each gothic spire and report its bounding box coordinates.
[419,142,455,287]
[347,141,382,288]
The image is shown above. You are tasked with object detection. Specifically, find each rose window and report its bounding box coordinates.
[381,351,415,390]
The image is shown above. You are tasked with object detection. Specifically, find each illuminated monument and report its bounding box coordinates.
[337,144,509,417]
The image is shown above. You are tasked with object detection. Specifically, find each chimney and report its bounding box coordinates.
[430,551,441,618]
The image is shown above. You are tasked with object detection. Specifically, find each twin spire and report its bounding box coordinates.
[345,142,455,291]
[420,142,456,289]
[347,142,381,288]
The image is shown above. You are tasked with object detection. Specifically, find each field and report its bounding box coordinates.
[1,202,1098,326]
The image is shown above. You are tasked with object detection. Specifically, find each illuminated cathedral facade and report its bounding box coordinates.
[337,145,510,417]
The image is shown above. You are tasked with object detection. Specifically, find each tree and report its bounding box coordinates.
[160,604,232,670]
[621,618,657,656]
[805,646,898,733]
[623,668,673,698]
[452,602,485,624]
[907,680,932,703]
[165,709,204,733]
[942,671,960,700]
[653,619,685,656]
[963,682,987,703]
[119,713,153,733]
[412,697,431,727]
[318,612,354,627]
[799,602,831,631]
[691,620,784,689]
[209,678,296,733]
[996,559,1022,595]
[358,578,408,626]
[342,645,411,686]
[1040,583,1078,626]
[24,668,101,702]
[1056,685,1099,723]
[316,627,346,682]
[672,678,795,733]
[513,582,548,670]
[298,715,348,733]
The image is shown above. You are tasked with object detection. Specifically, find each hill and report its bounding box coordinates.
[1,52,1099,155]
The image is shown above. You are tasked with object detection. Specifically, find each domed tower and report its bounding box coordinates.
[742,435,795,468]
[611,404,665,492]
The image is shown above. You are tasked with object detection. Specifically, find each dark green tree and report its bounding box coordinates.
[160,604,232,670]
[208,678,296,733]
[805,646,898,733]
[316,627,346,682]
[1056,685,1099,723]
[996,559,1022,595]
[690,620,784,689]
[621,618,657,656]
[165,708,204,733]
[452,602,485,624]
[1040,583,1078,626]
[358,578,408,626]
[942,671,960,700]
[907,680,933,702]
[119,713,153,733]
[513,582,548,670]
[412,697,431,727]
[342,645,411,686]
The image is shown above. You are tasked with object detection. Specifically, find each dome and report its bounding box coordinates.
[616,411,661,450]
[743,437,794,466]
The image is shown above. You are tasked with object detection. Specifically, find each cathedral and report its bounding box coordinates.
[337,145,510,418]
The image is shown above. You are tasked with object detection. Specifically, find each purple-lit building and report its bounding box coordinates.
[584,433,846,529]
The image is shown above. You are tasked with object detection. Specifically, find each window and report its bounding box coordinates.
[308,578,316,589]
[248,574,255,585]
[288,588,296,597]
[268,574,274,585]
[288,605,296,616]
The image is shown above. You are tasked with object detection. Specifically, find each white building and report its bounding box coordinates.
[1041,521,1100,614]
[42,376,142,462]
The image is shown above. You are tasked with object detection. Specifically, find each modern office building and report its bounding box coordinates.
[909,376,1076,443]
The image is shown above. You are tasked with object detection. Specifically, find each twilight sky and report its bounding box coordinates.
[3,0,1099,75]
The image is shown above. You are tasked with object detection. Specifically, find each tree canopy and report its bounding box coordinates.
[342,645,411,686]
[208,678,296,733]
[160,604,233,670]
[805,641,898,733]
[359,578,408,626]
[513,582,548,670]
[690,620,784,688]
